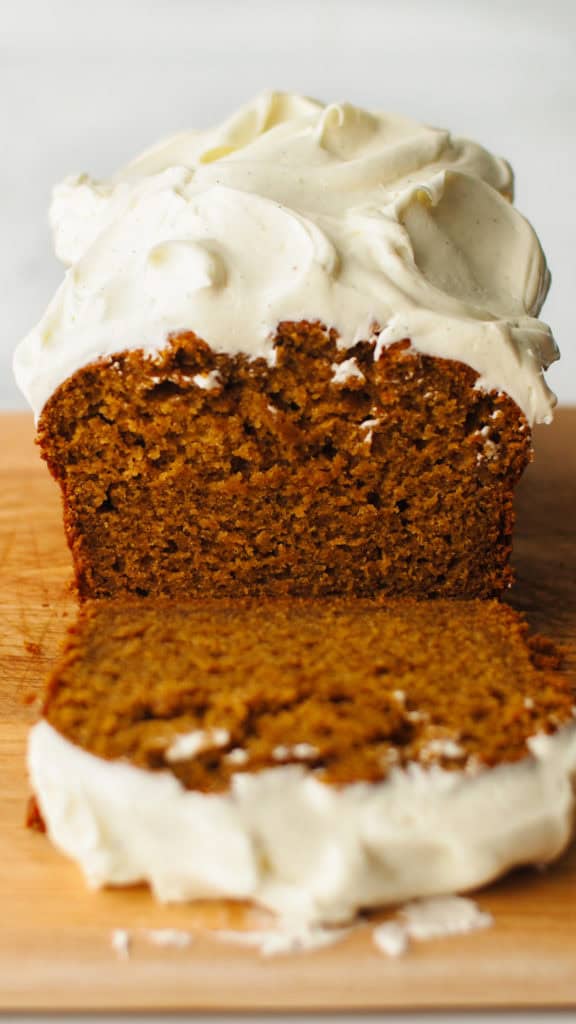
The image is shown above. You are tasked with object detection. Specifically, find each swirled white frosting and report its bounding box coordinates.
[28,720,576,926]
[14,91,557,423]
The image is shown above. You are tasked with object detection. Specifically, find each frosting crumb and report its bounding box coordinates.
[401,895,493,940]
[373,896,492,958]
[331,357,365,385]
[226,747,249,766]
[165,728,229,762]
[422,738,465,760]
[111,928,131,960]
[214,920,350,957]
[372,921,409,958]
[272,743,319,761]
[192,370,221,391]
[143,928,192,949]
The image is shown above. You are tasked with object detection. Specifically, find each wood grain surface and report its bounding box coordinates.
[1,410,575,1012]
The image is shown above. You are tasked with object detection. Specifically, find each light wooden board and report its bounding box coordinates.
[1,410,576,1012]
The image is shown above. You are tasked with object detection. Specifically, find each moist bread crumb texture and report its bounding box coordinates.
[38,323,531,601]
[42,598,573,795]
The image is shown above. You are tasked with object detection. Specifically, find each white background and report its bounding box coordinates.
[2,0,575,410]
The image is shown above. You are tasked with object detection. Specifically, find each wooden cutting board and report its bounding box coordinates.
[1,410,575,1012]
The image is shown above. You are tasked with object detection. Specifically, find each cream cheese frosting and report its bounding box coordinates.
[14,91,557,423]
[28,719,576,926]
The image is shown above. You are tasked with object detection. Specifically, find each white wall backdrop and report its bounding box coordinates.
[2,0,575,409]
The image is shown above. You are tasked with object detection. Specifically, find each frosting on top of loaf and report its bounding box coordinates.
[14,91,557,422]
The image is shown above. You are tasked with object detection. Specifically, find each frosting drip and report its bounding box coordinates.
[14,91,557,423]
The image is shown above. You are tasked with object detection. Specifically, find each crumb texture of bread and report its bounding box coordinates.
[42,598,573,794]
[37,324,531,600]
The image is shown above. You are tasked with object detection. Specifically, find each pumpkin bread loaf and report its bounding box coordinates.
[15,92,556,601]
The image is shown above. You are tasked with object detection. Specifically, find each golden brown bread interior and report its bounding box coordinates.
[37,323,531,599]
[43,597,572,794]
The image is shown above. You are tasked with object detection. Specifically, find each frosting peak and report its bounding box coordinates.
[14,91,557,422]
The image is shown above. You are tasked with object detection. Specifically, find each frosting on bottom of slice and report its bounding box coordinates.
[28,719,576,925]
